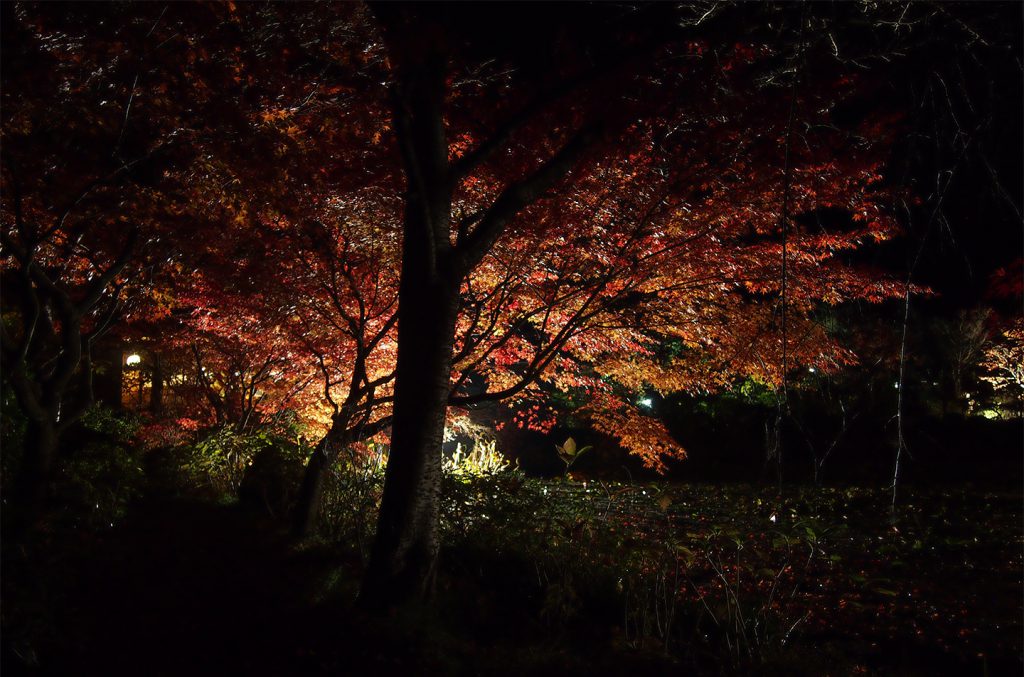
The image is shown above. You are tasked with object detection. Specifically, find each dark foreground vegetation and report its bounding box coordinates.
[3,409,1020,676]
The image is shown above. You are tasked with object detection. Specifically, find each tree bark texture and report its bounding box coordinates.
[8,418,59,539]
[93,344,124,410]
[359,281,459,606]
[358,12,457,608]
[292,424,350,539]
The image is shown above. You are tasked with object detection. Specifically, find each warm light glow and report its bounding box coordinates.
[126,353,142,366]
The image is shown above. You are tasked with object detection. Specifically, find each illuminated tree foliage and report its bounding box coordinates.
[351,4,922,605]
[982,319,1024,401]
[981,262,1024,412]
[3,2,985,601]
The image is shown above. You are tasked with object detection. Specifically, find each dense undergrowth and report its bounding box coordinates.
[2,412,1021,675]
[314,448,1022,675]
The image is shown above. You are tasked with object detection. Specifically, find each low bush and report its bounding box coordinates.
[183,416,310,500]
[316,443,387,559]
[238,445,306,519]
[52,405,145,531]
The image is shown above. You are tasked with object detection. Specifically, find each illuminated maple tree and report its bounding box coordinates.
[0,3,935,588]
[981,318,1024,404]
[349,4,926,605]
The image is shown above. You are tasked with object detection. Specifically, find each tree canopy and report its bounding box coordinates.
[3,1,1020,599]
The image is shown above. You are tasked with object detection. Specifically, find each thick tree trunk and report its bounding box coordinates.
[359,281,459,608]
[9,418,59,539]
[359,5,591,608]
[355,17,458,608]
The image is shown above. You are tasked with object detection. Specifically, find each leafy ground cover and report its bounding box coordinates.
[439,479,1022,674]
[3,456,1020,676]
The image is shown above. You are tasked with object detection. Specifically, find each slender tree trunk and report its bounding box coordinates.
[292,425,348,539]
[93,345,124,410]
[359,280,459,608]
[9,417,59,538]
[149,352,164,413]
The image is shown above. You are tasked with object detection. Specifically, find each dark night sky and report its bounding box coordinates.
[880,2,1023,309]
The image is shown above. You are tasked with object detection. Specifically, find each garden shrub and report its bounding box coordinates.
[1,384,28,497]
[52,405,145,530]
[316,443,387,558]
[184,422,307,499]
[315,438,514,559]
[185,427,261,495]
[1,398,146,531]
[238,445,306,519]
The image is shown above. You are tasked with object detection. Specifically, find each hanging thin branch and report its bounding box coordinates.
[891,129,975,512]
[771,9,807,489]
